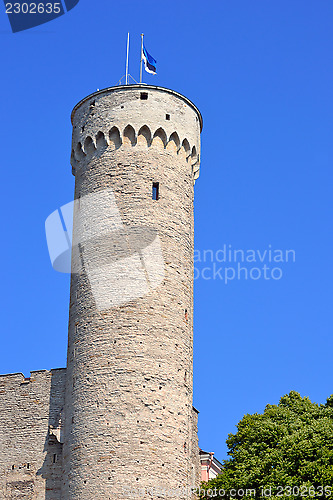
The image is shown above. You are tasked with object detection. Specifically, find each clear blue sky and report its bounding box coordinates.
[0,1,332,461]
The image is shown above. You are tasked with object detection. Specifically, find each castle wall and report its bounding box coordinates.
[0,369,66,500]
[62,85,202,499]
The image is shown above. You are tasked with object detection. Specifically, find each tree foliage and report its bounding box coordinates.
[200,392,333,500]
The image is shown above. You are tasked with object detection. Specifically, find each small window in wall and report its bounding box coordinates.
[166,114,170,120]
[140,92,148,100]
[152,182,159,200]
[53,454,57,464]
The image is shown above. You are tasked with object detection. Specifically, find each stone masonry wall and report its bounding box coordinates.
[0,85,202,500]
[0,369,66,500]
[62,86,202,499]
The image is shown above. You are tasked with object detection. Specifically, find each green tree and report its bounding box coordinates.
[199,392,333,500]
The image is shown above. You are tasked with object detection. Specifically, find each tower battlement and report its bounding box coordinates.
[70,85,202,181]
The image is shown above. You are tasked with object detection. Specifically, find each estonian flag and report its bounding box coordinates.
[142,43,157,75]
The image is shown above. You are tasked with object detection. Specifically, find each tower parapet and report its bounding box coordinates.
[70,85,202,182]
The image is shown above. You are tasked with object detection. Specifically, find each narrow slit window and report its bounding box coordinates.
[152,182,159,200]
[166,114,170,120]
[140,92,148,100]
[53,454,57,464]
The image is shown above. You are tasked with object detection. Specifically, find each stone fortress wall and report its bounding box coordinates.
[0,369,66,499]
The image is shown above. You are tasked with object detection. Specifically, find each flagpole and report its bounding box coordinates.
[125,32,130,85]
[139,33,144,83]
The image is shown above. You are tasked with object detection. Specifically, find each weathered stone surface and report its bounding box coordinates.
[63,85,201,499]
[0,369,66,499]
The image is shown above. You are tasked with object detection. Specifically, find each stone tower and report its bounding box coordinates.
[63,84,202,499]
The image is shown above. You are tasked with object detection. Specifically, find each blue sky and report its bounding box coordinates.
[0,1,332,461]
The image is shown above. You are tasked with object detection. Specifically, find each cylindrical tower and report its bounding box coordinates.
[62,85,202,499]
